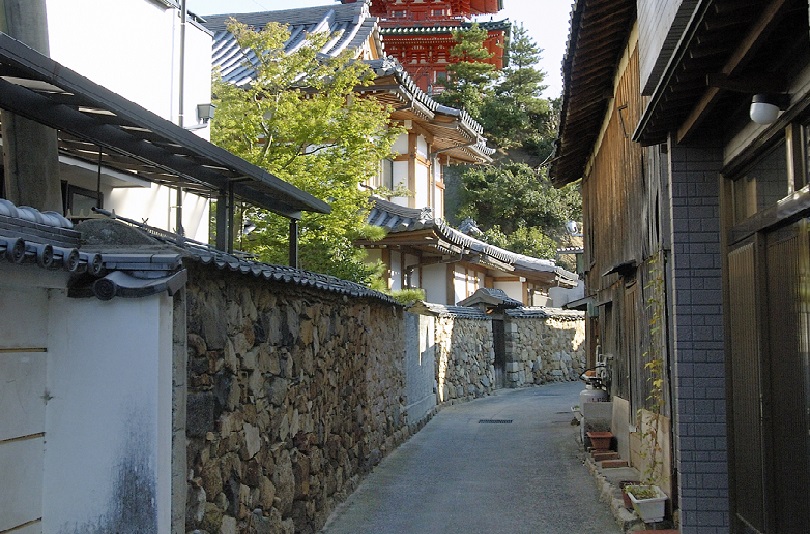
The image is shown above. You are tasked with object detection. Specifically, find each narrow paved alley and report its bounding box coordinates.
[320,381,622,534]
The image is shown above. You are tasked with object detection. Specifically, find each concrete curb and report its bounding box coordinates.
[584,455,645,533]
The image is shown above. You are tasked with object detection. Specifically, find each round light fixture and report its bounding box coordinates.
[750,94,781,125]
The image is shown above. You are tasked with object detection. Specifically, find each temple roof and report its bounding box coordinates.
[204,2,382,87]
[362,198,579,288]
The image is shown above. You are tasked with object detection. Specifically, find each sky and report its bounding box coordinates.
[187,0,573,98]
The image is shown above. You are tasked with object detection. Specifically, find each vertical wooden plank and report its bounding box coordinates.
[727,240,765,531]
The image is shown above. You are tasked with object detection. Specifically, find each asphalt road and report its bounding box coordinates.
[319,381,622,534]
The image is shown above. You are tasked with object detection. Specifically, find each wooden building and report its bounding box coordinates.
[553,1,810,532]
[341,0,509,93]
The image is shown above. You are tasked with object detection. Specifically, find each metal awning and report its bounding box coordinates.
[0,32,329,220]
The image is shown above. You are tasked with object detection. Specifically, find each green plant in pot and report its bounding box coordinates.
[625,255,668,524]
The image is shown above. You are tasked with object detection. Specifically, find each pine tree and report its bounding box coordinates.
[480,23,550,151]
[435,23,498,119]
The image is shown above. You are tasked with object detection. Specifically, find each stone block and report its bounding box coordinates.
[187,391,215,437]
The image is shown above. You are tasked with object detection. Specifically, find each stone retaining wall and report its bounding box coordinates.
[504,312,586,387]
[434,316,495,403]
[183,263,407,534]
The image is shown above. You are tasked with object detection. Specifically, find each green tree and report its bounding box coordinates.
[211,21,401,282]
[435,23,497,119]
[480,23,551,153]
[456,162,581,265]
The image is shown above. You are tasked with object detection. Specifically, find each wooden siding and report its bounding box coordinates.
[583,48,647,283]
[582,46,672,432]
[764,222,810,532]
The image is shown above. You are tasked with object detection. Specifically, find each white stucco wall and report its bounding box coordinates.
[42,292,174,534]
[422,263,447,304]
[47,0,212,128]
[46,0,213,242]
[0,265,173,533]
[494,279,525,304]
[549,280,585,308]
[404,313,437,424]
[389,250,403,290]
[0,279,56,534]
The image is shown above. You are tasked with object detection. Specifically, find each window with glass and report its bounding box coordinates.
[62,183,102,216]
[732,138,788,224]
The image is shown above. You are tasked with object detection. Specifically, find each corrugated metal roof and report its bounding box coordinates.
[0,33,328,219]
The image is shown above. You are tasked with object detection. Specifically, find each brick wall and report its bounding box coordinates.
[667,141,730,533]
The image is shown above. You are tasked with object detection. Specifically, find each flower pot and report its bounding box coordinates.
[586,431,613,450]
[626,484,667,523]
[618,480,637,510]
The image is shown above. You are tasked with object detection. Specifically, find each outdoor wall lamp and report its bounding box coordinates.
[196,102,216,124]
[749,93,790,125]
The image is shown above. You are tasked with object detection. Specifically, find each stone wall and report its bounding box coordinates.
[504,311,586,387]
[434,316,495,403]
[183,263,408,534]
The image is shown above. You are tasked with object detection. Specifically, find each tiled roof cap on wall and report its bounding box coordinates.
[0,202,398,305]
[505,307,585,320]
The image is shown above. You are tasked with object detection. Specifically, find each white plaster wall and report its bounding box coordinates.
[451,267,466,304]
[47,0,213,242]
[47,0,212,128]
[549,280,585,307]
[389,250,403,290]
[404,313,437,424]
[403,252,420,288]
[422,263,447,304]
[433,163,444,218]
[391,160,410,208]
[494,279,524,304]
[414,161,430,208]
[109,185,210,241]
[0,282,52,533]
[42,293,173,534]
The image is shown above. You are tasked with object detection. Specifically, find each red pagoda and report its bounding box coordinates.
[340,0,509,93]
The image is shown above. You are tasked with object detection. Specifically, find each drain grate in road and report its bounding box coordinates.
[479,419,513,424]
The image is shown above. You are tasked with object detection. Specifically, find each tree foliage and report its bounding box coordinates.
[441,23,581,268]
[211,21,401,282]
[456,162,581,265]
[434,23,498,119]
[479,23,550,152]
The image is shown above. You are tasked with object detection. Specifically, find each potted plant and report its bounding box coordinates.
[627,255,669,524]
[625,484,667,523]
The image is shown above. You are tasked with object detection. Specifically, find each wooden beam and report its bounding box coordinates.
[677,0,789,143]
